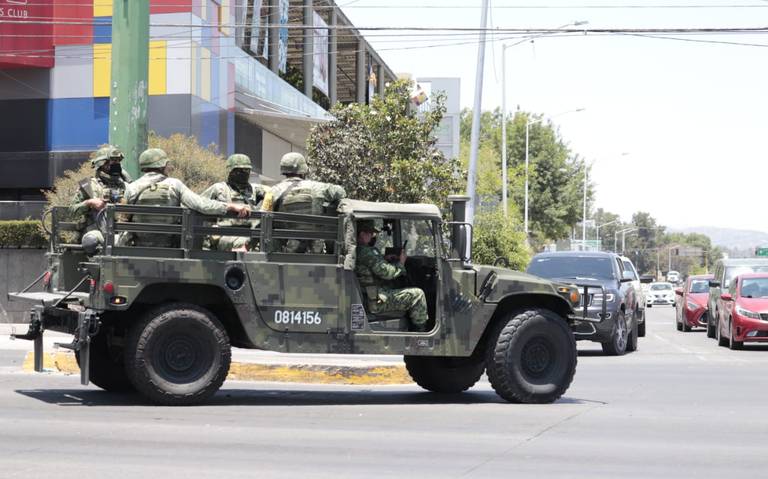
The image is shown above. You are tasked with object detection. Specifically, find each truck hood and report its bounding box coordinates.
[473,265,561,301]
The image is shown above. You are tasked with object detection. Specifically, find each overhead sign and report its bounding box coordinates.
[756,247,768,257]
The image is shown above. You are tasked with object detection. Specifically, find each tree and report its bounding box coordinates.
[307,79,463,209]
[472,208,530,270]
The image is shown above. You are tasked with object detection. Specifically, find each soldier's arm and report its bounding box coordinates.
[174,180,229,215]
[325,185,346,202]
[199,183,222,201]
[359,249,405,280]
[68,188,89,216]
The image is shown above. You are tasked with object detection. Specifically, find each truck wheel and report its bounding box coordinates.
[125,303,231,406]
[601,312,628,356]
[485,309,576,404]
[638,309,646,337]
[404,355,484,394]
[626,316,638,352]
[75,331,134,393]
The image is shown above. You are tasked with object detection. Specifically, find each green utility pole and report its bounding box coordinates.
[108,0,150,180]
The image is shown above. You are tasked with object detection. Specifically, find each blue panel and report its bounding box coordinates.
[191,96,221,152]
[227,110,234,154]
[47,98,109,151]
[211,56,220,106]
[93,16,112,44]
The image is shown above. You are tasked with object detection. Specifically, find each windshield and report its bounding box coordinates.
[651,283,673,291]
[740,278,768,298]
[689,280,709,294]
[725,265,768,287]
[527,256,615,280]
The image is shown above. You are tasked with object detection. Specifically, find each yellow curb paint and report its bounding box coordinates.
[24,352,412,385]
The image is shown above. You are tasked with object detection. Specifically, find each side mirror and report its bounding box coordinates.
[675,288,683,296]
[720,293,733,301]
[709,280,721,288]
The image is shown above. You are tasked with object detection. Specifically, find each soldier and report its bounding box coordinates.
[354,220,429,332]
[200,154,269,251]
[262,152,345,253]
[69,145,128,255]
[124,148,250,248]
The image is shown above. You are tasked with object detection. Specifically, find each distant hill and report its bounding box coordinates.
[671,226,768,252]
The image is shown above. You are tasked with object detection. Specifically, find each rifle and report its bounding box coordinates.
[385,240,408,262]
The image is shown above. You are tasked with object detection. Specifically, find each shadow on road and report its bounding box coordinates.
[15,388,602,408]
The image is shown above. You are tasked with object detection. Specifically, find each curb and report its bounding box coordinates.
[23,351,413,385]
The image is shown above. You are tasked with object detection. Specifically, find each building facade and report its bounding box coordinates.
[0,0,395,217]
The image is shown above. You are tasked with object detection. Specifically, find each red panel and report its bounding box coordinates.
[53,0,93,46]
[151,0,193,14]
[0,1,54,68]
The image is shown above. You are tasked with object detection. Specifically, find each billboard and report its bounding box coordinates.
[312,11,328,95]
[0,0,54,68]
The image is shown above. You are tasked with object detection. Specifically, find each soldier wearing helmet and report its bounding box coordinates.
[200,153,269,251]
[123,148,250,248]
[262,152,346,253]
[69,145,129,255]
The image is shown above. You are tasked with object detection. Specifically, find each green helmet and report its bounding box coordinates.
[138,148,169,169]
[357,220,380,233]
[91,145,124,168]
[280,152,308,175]
[226,153,252,174]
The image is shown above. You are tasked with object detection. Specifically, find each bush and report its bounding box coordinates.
[0,221,47,248]
[472,209,530,270]
[43,133,227,211]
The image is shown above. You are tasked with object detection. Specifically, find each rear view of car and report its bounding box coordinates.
[649,282,676,306]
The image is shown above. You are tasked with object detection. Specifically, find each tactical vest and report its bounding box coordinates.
[132,179,179,247]
[277,181,325,216]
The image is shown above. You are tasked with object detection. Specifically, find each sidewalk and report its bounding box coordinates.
[0,323,410,385]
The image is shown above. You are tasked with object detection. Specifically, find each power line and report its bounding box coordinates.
[21,1,768,8]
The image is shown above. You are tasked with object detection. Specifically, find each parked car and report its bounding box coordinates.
[527,251,643,356]
[620,256,650,337]
[707,258,768,338]
[648,282,676,306]
[674,274,713,332]
[667,270,681,284]
[716,273,768,349]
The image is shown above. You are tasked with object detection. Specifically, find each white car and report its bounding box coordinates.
[648,282,676,306]
[666,270,681,284]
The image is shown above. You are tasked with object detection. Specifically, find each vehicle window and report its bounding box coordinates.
[622,260,638,280]
[650,283,673,291]
[370,219,393,255]
[729,278,738,296]
[527,256,615,280]
[741,278,768,298]
[689,280,709,294]
[401,219,436,257]
[724,266,758,288]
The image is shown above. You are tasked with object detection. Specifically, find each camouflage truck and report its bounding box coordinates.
[10,195,582,405]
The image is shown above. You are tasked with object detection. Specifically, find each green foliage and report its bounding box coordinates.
[472,209,530,270]
[307,79,464,209]
[0,221,47,248]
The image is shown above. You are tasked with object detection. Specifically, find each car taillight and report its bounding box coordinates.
[102,281,114,295]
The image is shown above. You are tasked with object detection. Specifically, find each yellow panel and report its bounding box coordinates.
[219,1,230,36]
[148,41,167,96]
[93,43,112,98]
[200,47,211,102]
[93,0,113,17]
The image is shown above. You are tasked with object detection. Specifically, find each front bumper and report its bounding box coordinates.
[733,316,768,342]
[650,296,675,305]
[684,308,708,327]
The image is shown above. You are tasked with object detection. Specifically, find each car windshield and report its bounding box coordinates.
[689,280,709,294]
[740,278,768,298]
[725,265,768,286]
[527,256,614,280]
[651,283,673,291]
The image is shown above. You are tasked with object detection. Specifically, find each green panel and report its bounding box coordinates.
[756,248,768,257]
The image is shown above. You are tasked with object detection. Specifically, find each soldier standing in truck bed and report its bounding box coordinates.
[201,154,269,251]
[262,152,346,253]
[69,145,129,255]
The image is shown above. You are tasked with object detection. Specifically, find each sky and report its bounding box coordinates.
[339,0,768,233]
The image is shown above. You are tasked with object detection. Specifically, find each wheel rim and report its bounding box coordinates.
[521,336,555,379]
[151,330,216,384]
[615,316,627,351]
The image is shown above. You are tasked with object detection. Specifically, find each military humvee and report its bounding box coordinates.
[10,195,581,405]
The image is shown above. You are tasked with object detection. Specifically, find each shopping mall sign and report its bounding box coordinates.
[0,0,54,68]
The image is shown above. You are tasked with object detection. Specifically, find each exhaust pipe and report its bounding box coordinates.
[447,195,471,263]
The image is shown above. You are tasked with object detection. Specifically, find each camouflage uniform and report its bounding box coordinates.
[124,148,229,248]
[264,152,345,253]
[200,154,269,251]
[355,243,429,330]
[69,146,128,254]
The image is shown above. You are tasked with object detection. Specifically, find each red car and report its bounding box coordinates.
[675,274,713,332]
[717,273,768,349]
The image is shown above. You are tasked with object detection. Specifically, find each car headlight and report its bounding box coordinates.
[592,293,615,304]
[686,300,700,310]
[736,305,761,319]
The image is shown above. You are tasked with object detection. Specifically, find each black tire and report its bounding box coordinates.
[124,303,231,406]
[676,315,683,331]
[404,355,485,394]
[638,309,646,337]
[729,321,743,350]
[707,313,717,338]
[485,309,576,404]
[75,331,134,393]
[717,318,728,347]
[601,311,628,356]
[626,315,638,353]
[682,318,692,332]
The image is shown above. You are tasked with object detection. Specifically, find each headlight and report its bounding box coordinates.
[686,300,700,310]
[736,305,761,319]
[592,293,615,304]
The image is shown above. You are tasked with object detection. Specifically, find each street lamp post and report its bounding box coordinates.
[614,227,636,252]
[582,162,588,242]
[595,219,620,251]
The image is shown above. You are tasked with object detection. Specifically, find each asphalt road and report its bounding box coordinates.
[1,306,767,478]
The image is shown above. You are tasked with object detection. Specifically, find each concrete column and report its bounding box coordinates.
[268,0,280,73]
[376,64,384,97]
[328,7,337,106]
[356,38,366,104]
[302,0,314,97]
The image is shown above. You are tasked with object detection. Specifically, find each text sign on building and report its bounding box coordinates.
[312,11,329,96]
[0,0,54,69]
